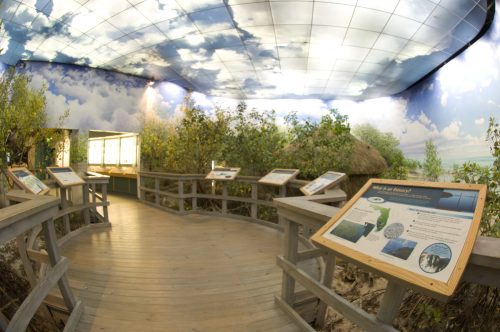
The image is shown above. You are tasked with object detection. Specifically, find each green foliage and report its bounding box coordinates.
[0,68,47,167]
[416,303,443,328]
[70,132,88,164]
[222,102,287,175]
[352,124,416,179]
[453,117,499,237]
[140,102,357,180]
[423,139,443,181]
[168,96,229,173]
[284,109,353,179]
[140,116,171,171]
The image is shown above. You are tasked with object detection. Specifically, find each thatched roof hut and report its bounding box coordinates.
[341,137,387,197]
[349,139,387,175]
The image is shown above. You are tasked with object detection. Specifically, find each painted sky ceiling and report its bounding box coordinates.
[0,0,492,100]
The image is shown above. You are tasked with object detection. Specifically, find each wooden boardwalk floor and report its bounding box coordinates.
[61,195,314,331]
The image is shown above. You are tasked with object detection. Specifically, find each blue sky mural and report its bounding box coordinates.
[18,3,500,170]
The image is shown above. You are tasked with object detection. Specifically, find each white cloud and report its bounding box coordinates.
[438,40,498,94]
[28,64,144,132]
[440,92,448,107]
[441,121,461,140]
[418,112,432,126]
[475,118,485,125]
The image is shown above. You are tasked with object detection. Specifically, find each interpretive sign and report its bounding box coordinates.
[47,167,85,187]
[258,169,299,186]
[205,167,241,180]
[311,179,487,297]
[300,171,346,196]
[7,167,49,195]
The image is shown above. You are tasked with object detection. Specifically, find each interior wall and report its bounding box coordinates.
[21,5,500,169]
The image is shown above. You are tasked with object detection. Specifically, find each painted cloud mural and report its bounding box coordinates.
[0,0,491,100]
[14,3,500,170]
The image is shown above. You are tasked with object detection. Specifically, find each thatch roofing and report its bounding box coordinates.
[349,138,388,175]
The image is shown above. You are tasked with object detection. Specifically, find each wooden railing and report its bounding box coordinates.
[138,171,309,229]
[0,192,82,332]
[9,172,111,247]
[1,172,111,330]
[273,194,500,331]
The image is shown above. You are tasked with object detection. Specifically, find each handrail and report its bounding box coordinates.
[7,173,112,246]
[273,193,500,331]
[0,192,82,331]
[138,171,312,229]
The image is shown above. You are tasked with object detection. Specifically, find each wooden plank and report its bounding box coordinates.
[17,234,38,287]
[0,197,59,243]
[56,195,317,331]
[62,300,84,332]
[43,219,76,310]
[281,219,299,305]
[277,255,397,332]
[376,281,407,325]
[0,311,8,331]
[251,183,258,219]
[191,180,197,210]
[297,248,324,261]
[6,258,69,332]
[82,183,90,225]
[60,187,71,234]
[101,183,109,223]
[27,248,50,264]
[316,251,336,327]
[274,295,316,332]
[469,236,500,268]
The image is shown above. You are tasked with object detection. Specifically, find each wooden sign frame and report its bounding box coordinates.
[7,167,49,195]
[46,166,85,188]
[258,169,299,186]
[300,171,347,196]
[311,178,487,298]
[205,167,241,181]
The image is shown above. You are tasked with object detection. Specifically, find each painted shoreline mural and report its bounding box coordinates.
[14,5,500,171]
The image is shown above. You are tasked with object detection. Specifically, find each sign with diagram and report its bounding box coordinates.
[7,167,49,195]
[300,171,346,196]
[205,167,241,180]
[311,179,487,297]
[47,167,85,187]
[258,169,299,186]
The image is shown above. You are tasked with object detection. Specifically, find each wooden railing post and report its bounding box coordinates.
[101,182,109,223]
[278,185,287,226]
[251,183,258,219]
[192,180,197,210]
[155,177,160,206]
[376,281,407,324]
[316,251,336,327]
[60,187,71,234]
[281,218,299,305]
[178,180,185,212]
[222,182,228,214]
[91,183,97,216]
[42,218,76,310]
[82,183,90,225]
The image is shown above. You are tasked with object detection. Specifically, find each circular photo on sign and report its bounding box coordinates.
[367,196,385,203]
[384,223,404,239]
[419,243,452,274]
